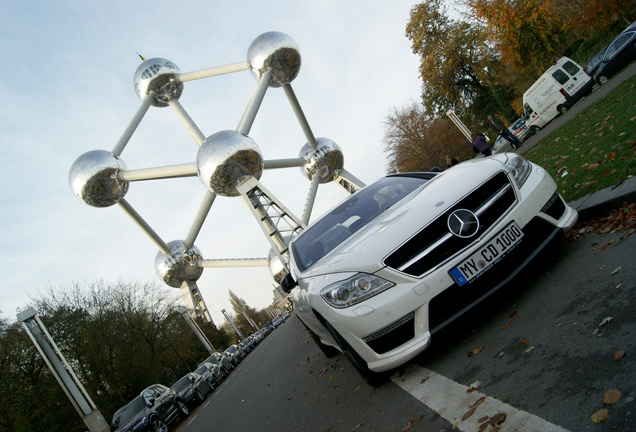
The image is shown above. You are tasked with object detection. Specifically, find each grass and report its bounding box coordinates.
[523,74,636,203]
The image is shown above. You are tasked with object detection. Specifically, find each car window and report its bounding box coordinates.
[292,176,427,271]
[551,69,570,85]
[194,365,208,375]
[561,60,580,77]
[605,33,631,59]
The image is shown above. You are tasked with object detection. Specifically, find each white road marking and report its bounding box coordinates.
[392,364,570,432]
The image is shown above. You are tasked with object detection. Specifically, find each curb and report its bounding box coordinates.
[567,176,636,221]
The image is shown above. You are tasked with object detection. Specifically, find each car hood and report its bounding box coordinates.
[294,157,511,279]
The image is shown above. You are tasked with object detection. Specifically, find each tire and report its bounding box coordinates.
[320,319,386,387]
[598,75,609,85]
[531,125,540,135]
[300,320,339,358]
[557,105,568,115]
[149,418,168,432]
[177,398,189,416]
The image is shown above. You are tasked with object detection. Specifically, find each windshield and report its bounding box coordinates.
[292,175,428,271]
[112,397,146,428]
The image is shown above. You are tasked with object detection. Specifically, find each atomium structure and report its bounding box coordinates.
[69,31,365,322]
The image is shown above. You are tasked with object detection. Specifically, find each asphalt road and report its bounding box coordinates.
[176,230,635,432]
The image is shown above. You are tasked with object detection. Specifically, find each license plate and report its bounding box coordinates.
[449,221,524,286]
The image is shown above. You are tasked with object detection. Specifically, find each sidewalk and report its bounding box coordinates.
[567,175,636,220]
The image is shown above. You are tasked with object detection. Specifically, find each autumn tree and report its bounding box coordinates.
[406,0,518,121]
[383,102,475,173]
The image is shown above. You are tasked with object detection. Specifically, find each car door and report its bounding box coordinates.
[602,32,634,77]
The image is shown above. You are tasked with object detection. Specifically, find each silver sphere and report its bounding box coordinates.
[69,150,129,208]
[133,58,183,107]
[197,130,264,197]
[299,138,344,183]
[155,240,203,288]
[247,31,301,87]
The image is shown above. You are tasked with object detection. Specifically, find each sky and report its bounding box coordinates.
[0,1,426,326]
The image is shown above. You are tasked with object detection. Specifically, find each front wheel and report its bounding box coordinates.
[597,75,609,85]
[321,319,386,386]
[150,418,168,432]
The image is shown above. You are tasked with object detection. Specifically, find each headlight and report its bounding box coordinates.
[504,154,532,187]
[320,273,394,308]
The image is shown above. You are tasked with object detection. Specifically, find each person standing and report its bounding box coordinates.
[488,115,522,149]
[471,134,491,156]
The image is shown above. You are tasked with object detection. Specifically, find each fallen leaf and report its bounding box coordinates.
[525,346,535,353]
[467,346,483,357]
[470,396,487,408]
[501,322,511,330]
[614,350,626,361]
[477,416,489,422]
[402,417,421,431]
[521,339,529,344]
[477,412,506,432]
[590,408,609,423]
[462,406,477,421]
[353,385,361,393]
[452,421,458,429]
[467,386,481,393]
[599,317,613,327]
[603,389,621,404]
[611,267,621,276]
[303,358,310,366]
[286,397,292,400]
[510,310,518,318]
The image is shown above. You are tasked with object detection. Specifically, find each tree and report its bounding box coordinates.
[466,0,571,75]
[383,102,475,173]
[406,0,518,121]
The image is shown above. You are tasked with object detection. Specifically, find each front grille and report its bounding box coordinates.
[428,217,558,333]
[384,172,516,277]
[363,313,415,354]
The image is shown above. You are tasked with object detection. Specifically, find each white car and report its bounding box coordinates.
[281,154,577,385]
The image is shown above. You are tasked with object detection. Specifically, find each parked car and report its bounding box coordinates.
[281,154,578,385]
[111,384,189,432]
[170,372,211,408]
[507,117,533,143]
[221,346,240,366]
[271,316,283,328]
[594,27,636,85]
[585,46,608,79]
[224,344,244,362]
[203,352,233,374]
[492,136,514,154]
[194,362,222,388]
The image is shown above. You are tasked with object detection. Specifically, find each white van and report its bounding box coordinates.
[523,57,594,132]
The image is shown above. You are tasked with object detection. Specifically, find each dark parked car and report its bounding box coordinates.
[111,384,189,432]
[202,352,233,374]
[170,372,211,408]
[194,362,223,387]
[585,47,608,79]
[594,27,636,85]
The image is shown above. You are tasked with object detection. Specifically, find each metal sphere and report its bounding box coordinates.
[69,150,129,207]
[299,137,344,183]
[247,31,301,88]
[197,130,264,197]
[133,58,183,107]
[155,240,204,288]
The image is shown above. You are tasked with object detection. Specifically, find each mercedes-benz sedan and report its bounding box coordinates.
[281,154,577,385]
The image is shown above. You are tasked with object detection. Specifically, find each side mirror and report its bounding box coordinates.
[280,273,297,293]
